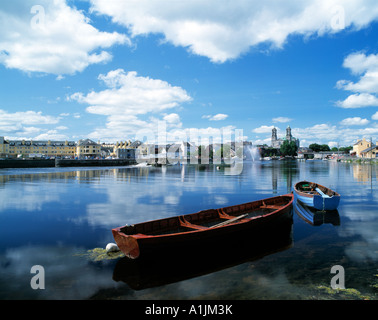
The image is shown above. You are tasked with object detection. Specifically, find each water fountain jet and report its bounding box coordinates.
[245,145,261,161]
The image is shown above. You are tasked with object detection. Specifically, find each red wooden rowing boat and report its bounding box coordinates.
[112,193,294,259]
[113,216,293,289]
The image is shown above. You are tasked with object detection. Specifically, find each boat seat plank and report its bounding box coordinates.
[260,204,282,209]
[315,187,330,198]
[218,208,237,220]
[302,191,316,194]
[179,217,209,230]
[182,223,208,230]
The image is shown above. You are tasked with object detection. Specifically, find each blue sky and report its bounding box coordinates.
[1,0,378,147]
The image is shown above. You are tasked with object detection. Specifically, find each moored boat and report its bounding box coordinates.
[112,194,294,259]
[113,215,293,289]
[293,181,340,211]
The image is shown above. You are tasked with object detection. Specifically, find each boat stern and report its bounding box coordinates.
[313,195,340,211]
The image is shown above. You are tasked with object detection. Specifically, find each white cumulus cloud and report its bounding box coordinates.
[336,52,378,108]
[336,93,378,108]
[272,117,293,123]
[90,0,378,63]
[163,113,181,124]
[0,0,128,75]
[0,109,69,140]
[69,69,191,141]
[70,69,192,116]
[340,117,370,126]
[202,114,228,121]
[0,109,59,126]
[252,125,275,133]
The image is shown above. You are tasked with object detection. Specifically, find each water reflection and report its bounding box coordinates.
[337,200,378,262]
[0,245,117,299]
[269,160,299,193]
[352,163,377,186]
[113,210,293,290]
[0,161,377,299]
[294,201,340,226]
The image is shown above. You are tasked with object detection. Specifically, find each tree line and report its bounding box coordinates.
[279,142,352,157]
[308,143,352,153]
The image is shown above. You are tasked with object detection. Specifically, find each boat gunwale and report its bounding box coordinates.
[113,194,294,240]
[293,181,340,199]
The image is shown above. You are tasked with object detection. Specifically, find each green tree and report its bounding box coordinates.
[309,143,321,152]
[280,140,298,156]
[194,145,213,162]
[320,144,330,151]
[330,146,352,153]
[309,143,331,152]
[339,146,352,152]
[215,144,231,159]
[195,145,204,158]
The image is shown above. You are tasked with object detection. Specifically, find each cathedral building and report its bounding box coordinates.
[271,126,300,149]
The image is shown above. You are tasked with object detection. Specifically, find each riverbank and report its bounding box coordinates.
[0,159,55,168]
[55,159,136,167]
[0,158,136,169]
[340,158,378,164]
[297,157,378,164]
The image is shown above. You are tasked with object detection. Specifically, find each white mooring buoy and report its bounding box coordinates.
[105,243,120,253]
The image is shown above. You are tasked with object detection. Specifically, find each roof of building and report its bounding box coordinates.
[77,139,98,146]
[353,138,370,146]
[129,140,142,148]
[361,144,377,153]
[353,140,362,146]
[7,139,76,146]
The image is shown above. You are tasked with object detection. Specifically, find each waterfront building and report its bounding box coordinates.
[166,141,196,162]
[129,141,197,164]
[353,138,376,157]
[100,143,114,158]
[271,126,299,149]
[115,140,132,150]
[360,142,378,158]
[166,143,183,162]
[76,139,101,158]
[99,140,142,158]
[296,147,313,159]
[113,140,142,156]
[115,148,136,160]
[0,136,76,158]
[0,136,9,157]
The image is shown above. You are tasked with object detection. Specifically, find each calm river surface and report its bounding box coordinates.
[0,160,377,300]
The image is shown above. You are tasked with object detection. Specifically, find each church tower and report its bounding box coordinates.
[271,125,299,149]
[272,127,277,141]
[286,125,292,141]
[271,127,277,147]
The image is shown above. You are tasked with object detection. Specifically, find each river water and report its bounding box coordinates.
[0,160,377,300]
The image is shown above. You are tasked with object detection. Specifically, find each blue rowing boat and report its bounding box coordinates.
[293,181,340,211]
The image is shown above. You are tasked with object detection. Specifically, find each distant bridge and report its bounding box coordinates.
[297,151,346,159]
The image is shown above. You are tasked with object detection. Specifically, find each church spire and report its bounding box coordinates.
[286,125,292,141]
[272,127,277,140]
